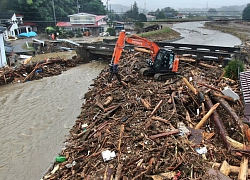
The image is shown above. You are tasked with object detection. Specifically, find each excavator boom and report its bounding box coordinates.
[112,30,126,65]
[112,31,160,65]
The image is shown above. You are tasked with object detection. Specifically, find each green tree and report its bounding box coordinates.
[1,0,106,25]
[0,0,8,12]
[156,12,165,19]
[107,10,120,22]
[132,1,139,20]
[224,60,244,80]
[162,7,178,18]
[242,3,250,21]
[208,8,218,15]
[106,27,115,36]
[79,0,106,15]
[138,13,147,22]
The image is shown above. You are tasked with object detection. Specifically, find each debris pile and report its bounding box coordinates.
[32,39,79,54]
[42,50,249,180]
[0,57,80,85]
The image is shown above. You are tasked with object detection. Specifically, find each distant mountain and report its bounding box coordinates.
[178,4,247,13]
[109,4,149,14]
[109,4,248,15]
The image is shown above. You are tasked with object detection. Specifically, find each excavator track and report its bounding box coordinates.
[139,67,151,76]
[154,72,179,81]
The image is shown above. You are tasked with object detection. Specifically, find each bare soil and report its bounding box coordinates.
[204,21,250,44]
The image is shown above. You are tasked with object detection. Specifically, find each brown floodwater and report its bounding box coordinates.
[0,51,108,180]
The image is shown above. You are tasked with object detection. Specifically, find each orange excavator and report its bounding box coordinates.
[109,30,180,82]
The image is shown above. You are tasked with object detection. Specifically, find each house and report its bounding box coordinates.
[177,14,187,19]
[0,13,34,40]
[0,12,19,40]
[146,15,156,21]
[56,13,108,36]
[0,26,7,67]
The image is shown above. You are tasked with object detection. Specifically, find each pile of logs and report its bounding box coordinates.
[42,50,249,180]
[0,57,79,85]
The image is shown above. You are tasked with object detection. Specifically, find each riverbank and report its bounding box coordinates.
[204,21,250,44]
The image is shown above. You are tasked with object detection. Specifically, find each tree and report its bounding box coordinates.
[131,1,139,20]
[208,8,218,15]
[79,0,106,15]
[138,13,147,22]
[156,12,165,19]
[1,0,106,25]
[107,10,121,22]
[242,3,250,21]
[0,0,8,12]
[106,27,115,36]
[162,7,178,18]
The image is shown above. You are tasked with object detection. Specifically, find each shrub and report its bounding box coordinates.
[106,28,116,36]
[224,60,244,80]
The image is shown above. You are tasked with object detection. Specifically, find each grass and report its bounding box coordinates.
[21,42,35,51]
[138,27,180,41]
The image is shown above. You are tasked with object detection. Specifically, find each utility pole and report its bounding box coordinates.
[77,0,80,13]
[52,0,56,25]
[106,0,110,11]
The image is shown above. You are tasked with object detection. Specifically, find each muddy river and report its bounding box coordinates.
[0,22,242,180]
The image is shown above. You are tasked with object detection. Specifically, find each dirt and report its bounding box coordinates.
[204,21,250,44]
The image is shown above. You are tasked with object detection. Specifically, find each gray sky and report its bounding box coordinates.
[102,0,249,10]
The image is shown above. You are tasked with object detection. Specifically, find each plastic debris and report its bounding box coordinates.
[101,150,116,162]
[222,87,239,101]
[196,147,208,154]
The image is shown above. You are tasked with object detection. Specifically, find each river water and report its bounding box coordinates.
[0,22,242,180]
[172,21,242,46]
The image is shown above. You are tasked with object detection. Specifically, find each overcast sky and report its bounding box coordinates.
[102,0,249,10]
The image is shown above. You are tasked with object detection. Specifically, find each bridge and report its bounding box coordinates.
[208,15,241,21]
[76,41,241,64]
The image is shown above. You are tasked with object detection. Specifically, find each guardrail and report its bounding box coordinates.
[239,71,250,121]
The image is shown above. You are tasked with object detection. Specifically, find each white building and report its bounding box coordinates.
[0,27,7,67]
[57,13,108,36]
[0,12,19,40]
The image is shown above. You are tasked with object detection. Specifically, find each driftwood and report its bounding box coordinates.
[149,129,180,139]
[197,82,222,92]
[211,91,245,136]
[212,91,235,102]
[211,162,250,177]
[182,76,197,95]
[40,49,247,180]
[0,58,79,85]
[238,156,249,180]
[195,102,220,129]
[204,95,230,148]
[22,62,39,82]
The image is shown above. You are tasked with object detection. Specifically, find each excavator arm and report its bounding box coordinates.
[111,31,160,65]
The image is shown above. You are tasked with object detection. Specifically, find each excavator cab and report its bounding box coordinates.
[141,48,179,80]
[153,48,175,71]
